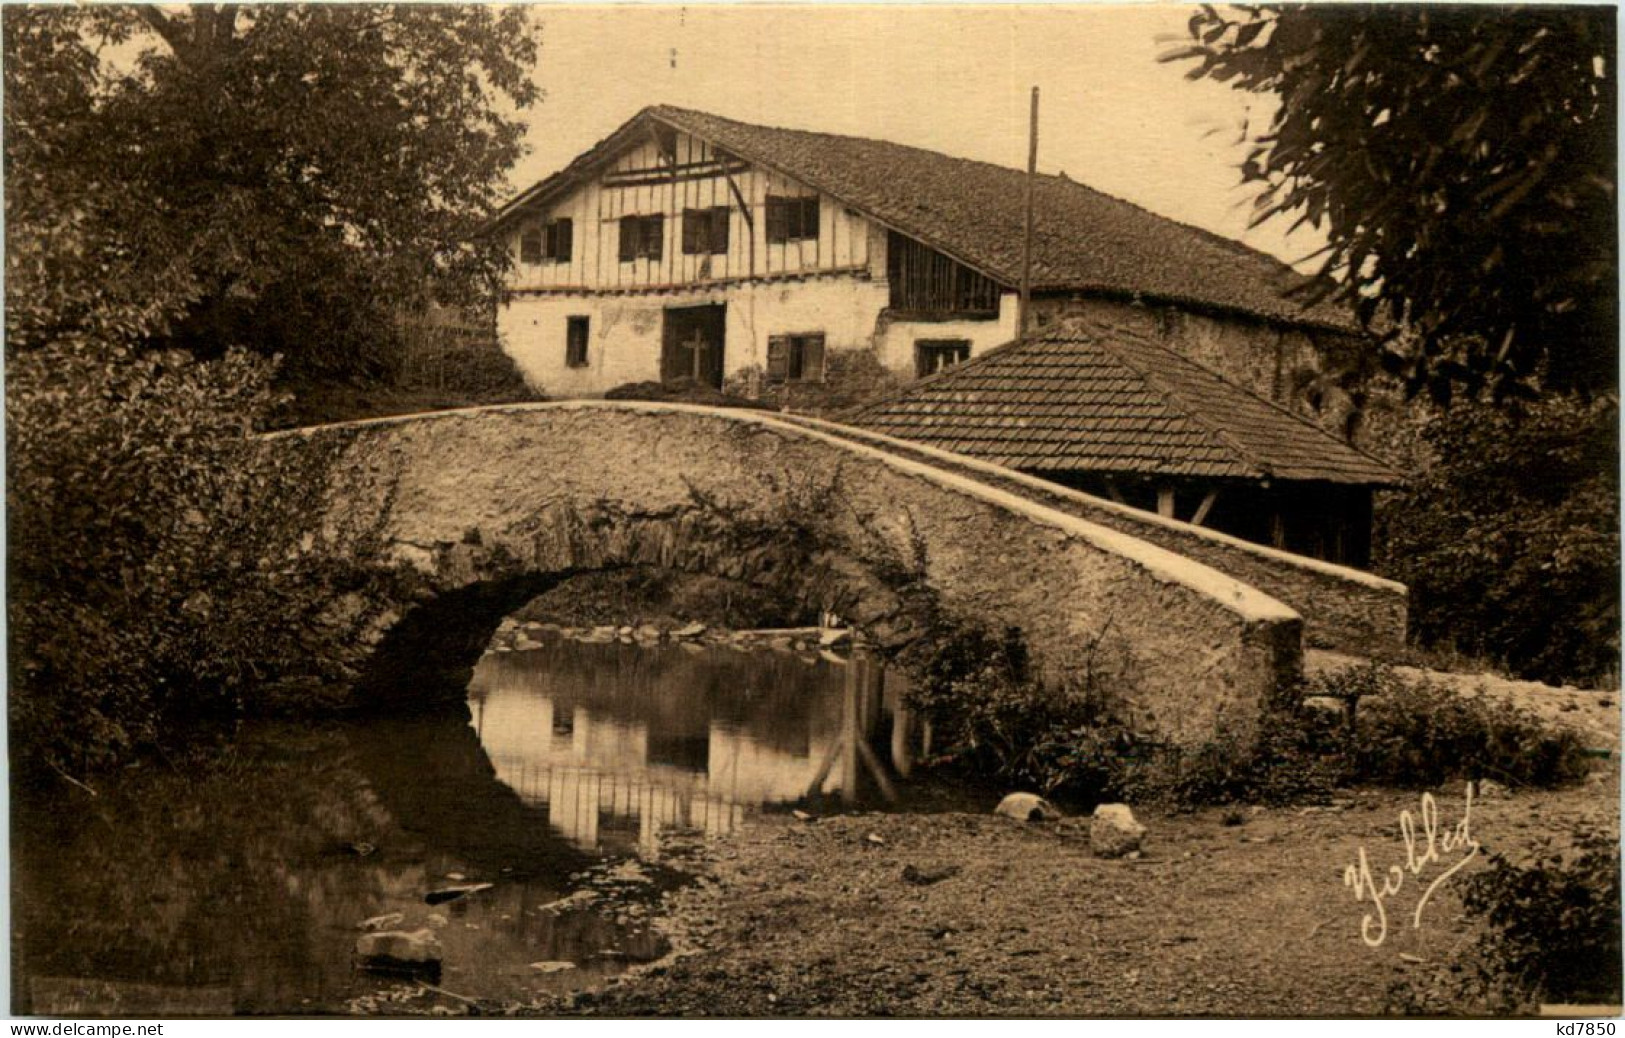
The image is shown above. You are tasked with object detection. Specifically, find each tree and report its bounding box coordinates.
[1373,393,1619,685]
[1168,5,1615,401]
[6,341,398,782]
[3,5,540,378]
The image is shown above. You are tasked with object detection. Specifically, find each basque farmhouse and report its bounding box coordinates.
[488,105,1394,566]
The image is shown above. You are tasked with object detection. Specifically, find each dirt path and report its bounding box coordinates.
[525,772,1617,1018]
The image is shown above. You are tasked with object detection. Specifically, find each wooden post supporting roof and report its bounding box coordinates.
[1191,489,1219,527]
[1157,485,1176,519]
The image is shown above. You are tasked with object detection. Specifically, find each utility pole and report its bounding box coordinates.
[1019,86,1039,340]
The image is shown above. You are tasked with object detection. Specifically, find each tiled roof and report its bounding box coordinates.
[492,105,1357,333]
[846,326,1396,485]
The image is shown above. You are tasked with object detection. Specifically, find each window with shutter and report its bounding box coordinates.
[682,207,730,255]
[544,218,573,263]
[618,215,663,262]
[519,226,543,264]
[765,196,819,244]
[765,333,826,383]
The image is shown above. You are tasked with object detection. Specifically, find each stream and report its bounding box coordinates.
[12,630,924,1015]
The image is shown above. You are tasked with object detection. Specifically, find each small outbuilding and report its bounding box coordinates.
[847,323,1396,568]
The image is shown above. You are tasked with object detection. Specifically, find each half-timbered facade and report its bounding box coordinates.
[488,106,1361,408]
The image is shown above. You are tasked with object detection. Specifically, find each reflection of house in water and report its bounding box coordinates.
[468,642,911,853]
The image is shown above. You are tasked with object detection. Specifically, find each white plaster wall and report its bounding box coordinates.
[872,292,1020,376]
[499,274,891,396]
[500,294,665,396]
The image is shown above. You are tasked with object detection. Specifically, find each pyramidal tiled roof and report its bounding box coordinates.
[846,325,1396,485]
[491,105,1359,334]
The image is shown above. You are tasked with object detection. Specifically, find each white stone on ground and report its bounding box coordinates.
[1090,803,1147,858]
[995,792,1063,822]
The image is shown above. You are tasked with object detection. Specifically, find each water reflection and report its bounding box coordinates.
[12,636,917,1015]
[469,636,914,854]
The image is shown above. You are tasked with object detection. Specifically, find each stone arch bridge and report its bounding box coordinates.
[270,402,1405,748]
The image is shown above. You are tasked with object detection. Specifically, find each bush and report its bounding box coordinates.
[1374,393,1619,686]
[1117,706,1351,807]
[603,377,769,410]
[1461,831,1622,1007]
[898,617,1143,799]
[7,341,397,783]
[1309,664,1592,789]
[903,647,1593,809]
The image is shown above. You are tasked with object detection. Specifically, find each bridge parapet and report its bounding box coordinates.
[272,401,1309,748]
[777,414,1408,655]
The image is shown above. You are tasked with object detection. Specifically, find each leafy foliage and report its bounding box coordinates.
[902,646,1592,807]
[2,5,540,377]
[1167,5,1615,399]
[7,343,399,782]
[1310,664,1593,790]
[1373,394,1619,686]
[1461,831,1622,1007]
[1119,706,1348,807]
[899,616,1143,799]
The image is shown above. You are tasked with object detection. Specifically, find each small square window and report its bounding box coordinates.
[618,214,664,262]
[519,226,543,265]
[682,207,730,255]
[915,339,970,378]
[765,196,819,244]
[566,316,589,368]
[766,333,826,383]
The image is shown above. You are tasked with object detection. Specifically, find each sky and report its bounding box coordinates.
[505,4,1325,270]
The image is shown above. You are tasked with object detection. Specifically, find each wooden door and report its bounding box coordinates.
[661,304,727,388]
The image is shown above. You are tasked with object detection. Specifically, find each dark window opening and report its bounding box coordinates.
[519,226,543,265]
[566,316,589,368]
[682,206,731,255]
[618,214,664,262]
[544,218,573,263]
[765,195,819,244]
[915,339,971,377]
[767,333,827,383]
[887,231,1003,315]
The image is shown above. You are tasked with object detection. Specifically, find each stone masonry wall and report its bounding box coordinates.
[271,402,1309,748]
[781,414,1407,654]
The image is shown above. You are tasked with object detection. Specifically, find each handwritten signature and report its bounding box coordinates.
[1343,783,1480,947]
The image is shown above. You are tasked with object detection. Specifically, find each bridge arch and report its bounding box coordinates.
[272,401,1307,748]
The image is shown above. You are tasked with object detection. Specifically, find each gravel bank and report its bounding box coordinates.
[522,773,1617,1017]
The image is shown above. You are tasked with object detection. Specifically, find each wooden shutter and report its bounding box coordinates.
[710,207,730,254]
[619,219,637,262]
[798,198,819,240]
[766,335,790,382]
[798,334,826,382]
[765,197,788,244]
[548,218,573,263]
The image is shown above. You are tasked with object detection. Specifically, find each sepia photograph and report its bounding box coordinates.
[4,1,1620,1021]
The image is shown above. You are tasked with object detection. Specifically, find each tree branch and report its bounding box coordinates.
[133,6,190,56]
